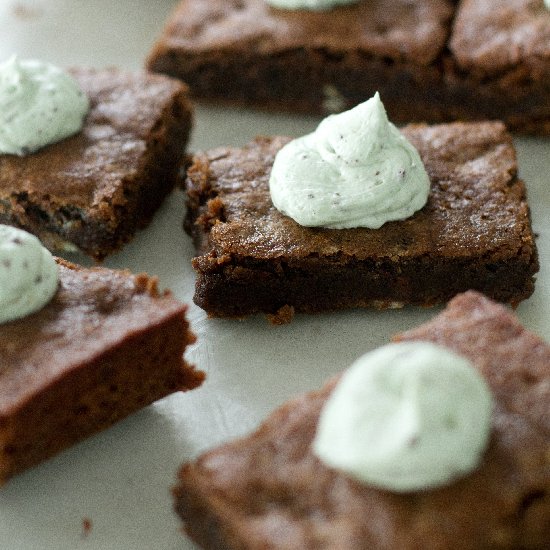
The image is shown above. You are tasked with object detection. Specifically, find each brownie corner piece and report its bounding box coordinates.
[0,258,204,484]
[184,121,538,320]
[0,68,194,260]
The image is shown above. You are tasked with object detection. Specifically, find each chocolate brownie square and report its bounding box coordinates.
[448,0,550,135]
[0,68,193,260]
[0,258,204,484]
[147,0,455,123]
[184,121,538,321]
[173,291,550,548]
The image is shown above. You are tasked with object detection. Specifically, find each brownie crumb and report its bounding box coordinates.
[11,3,43,20]
[81,517,92,538]
[266,304,295,325]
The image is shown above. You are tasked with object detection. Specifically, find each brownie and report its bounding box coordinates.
[147,0,454,123]
[448,0,550,136]
[0,68,193,260]
[147,0,550,134]
[173,291,550,549]
[184,121,538,322]
[0,258,204,484]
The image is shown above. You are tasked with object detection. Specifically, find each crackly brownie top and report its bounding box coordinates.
[450,0,550,74]
[155,0,454,65]
[178,292,550,548]
[0,68,190,216]
[0,259,188,414]
[187,121,535,264]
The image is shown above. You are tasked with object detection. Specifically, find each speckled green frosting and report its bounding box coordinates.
[313,342,493,491]
[269,93,430,229]
[0,56,89,156]
[265,0,358,9]
[0,225,58,323]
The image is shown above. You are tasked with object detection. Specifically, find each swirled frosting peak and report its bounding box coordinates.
[0,56,89,156]
[313,342,493,492]
[0,225,59,324]
[269,93,430,229]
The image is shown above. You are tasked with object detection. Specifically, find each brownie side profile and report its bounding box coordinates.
[0,259,204,484]
[147,0,550,134]
[184,121,538,321]
[0,68,193,260]
[147,0,456,124]
[448,0,550,135]
[174,292,550,549]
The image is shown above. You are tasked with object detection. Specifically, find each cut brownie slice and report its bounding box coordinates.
[449,0,550,135]
[0,68,193,260]
[184,121,538,321]
[147,0,455,123]
[0,258,204,484]
[173,291,550,549]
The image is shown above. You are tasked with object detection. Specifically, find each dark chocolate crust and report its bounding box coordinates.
[174,291,550,549]
[184,121,538,321]
[0,259,204,484]
[147,0,550,135]
[0,68,193,260]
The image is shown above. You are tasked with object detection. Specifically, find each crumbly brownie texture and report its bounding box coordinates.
[184,121,538,321]
[0,259,204,484]
[147,0,550,135]
[0,68,193,260]
[174,291,550,549]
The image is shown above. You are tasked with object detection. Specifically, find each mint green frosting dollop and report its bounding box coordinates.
[313,342,493,492]
[0,56,89,156]
[0,225,59,323]
[269,93,430,229]
[266,0,359,9]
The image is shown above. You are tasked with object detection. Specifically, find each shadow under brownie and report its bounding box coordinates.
[184,121,538,322]
[174,291,550,549]
[0,68,193,260]
[0,258,204,484]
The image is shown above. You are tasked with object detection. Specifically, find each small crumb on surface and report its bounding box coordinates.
[266,304,295,325]
[81,517,92,538]
[11,2,43,20]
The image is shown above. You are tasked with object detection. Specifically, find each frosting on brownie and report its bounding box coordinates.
[0,225,59,323]
[0,56,89,156]
[265,0,358,10]
[269,93,430,229]
[313,341,493,491]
